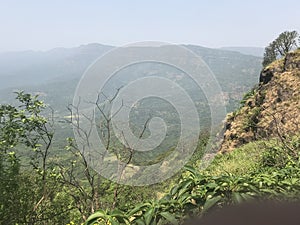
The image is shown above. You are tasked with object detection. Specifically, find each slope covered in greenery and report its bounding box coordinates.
[0,49,299,225]
[82,50,300,225]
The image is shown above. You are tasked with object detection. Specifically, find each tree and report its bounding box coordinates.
[274,31,298,56]
[0,92,74,225]
[263,30,299,67]
[58,89,156,221]
[262,43,277,67]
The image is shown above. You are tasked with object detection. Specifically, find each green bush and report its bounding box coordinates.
[85,135,300,225]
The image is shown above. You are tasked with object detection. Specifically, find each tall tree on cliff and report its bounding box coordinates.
[263,30,298,67]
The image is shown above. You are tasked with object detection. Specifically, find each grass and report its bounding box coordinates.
[205,140,269,176]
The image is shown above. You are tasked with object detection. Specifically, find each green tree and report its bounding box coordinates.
[273,31,298,56]
[262,43,277,67]
[263,30,299,66]
[0,92,74,225]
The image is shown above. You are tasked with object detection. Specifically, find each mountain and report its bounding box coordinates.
[220,47,264,57]
[220,49,300,152]
[0,43,262,115]
[0,43,113,89]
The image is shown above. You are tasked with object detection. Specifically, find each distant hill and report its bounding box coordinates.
[220,46,264,57]
[0,43,262,115]
[0,43,114,89]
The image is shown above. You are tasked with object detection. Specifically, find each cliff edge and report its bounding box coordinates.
[220,49,300,153]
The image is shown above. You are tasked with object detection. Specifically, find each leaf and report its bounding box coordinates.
[177,180,193,197]
[109,218,120,225]
[127,203,150,217]
[110,209,126,217]
[85,210,106,225]
[203,196,222,213]
[178,192,191,203]
[206,182,218,189]
[247,184,259,192]
[144,208,154,225]
[170,186,179,196]
[184,165,197,175]
[110,209,128,223]
[134,218,146,225]
[160,212,178,224]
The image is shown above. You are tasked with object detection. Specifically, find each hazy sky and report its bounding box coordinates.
[1,0,299,52]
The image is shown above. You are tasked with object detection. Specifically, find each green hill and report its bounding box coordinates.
[0,44,262,115]
[82,49,300,225]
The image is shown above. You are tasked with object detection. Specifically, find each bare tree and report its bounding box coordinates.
[57,87,151,219]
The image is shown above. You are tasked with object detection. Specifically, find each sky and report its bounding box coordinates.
[0,0,300,52]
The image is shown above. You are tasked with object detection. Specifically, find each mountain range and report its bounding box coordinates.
[0,44,262,115]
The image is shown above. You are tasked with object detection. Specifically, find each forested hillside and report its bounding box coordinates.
[0,44,261,114]
[1,48,299,224]
[1,0,300,224]
[82,47,300,225]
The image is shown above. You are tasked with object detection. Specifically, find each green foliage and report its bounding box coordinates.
[0,92,46,224]
[263,30,299,67]
[273,31,299,56]
[242,106,261,132]
[85,135,300,225]
[262,136,300,168]
[0,92,75,225]
[206,141,264,176]
[85,209,129,225]
[0,91,48,152]
[240,88,256,106]
[1,92,300,225]
[85,164,300,225]
[262,44,277,67]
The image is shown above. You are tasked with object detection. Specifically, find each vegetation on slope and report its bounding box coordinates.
[1,33,300,225]
[220,48,300,153]
[83,46,300,225]
[84,135,300,225]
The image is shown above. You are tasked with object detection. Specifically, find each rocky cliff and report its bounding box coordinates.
[219,49,300,153]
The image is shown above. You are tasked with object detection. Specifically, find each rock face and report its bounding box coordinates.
[219,49,300,153]
[259,68,274,84]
